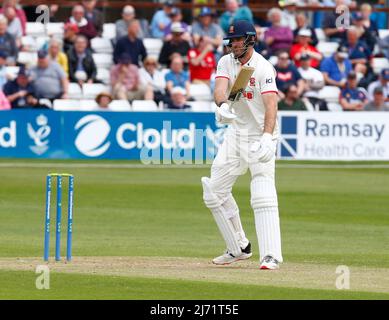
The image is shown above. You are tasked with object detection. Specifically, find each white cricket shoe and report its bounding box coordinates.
[212,243,252,265]
[260,255,280,270]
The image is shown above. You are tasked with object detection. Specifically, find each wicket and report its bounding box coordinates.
[44,173,74,262]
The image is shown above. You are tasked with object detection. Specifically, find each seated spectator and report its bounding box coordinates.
[290,29,322,68]
[275,51,305,98]
[67,35,97,85]
[254,25,270,59]
[320,45,352,88]
[68,5,98,41]
[3,67,34,108]
[192,7,223,53]
[165,55,190,97]
[48,38,69,77]
[278,84,307,111]
[0,89,10,109]
[113,19,147,67]
[29,50,69,100]
[0,0,26,35]
[0,51,7,89]
[219,0,253,34]
[352,12,377,53]
[360,3,379,35]
[3,6,21,47]
[264,8,294,55]
[323,0,347,42]
[63,22,79,53]
[188,37,216,86]
[164,8,190,42]
[139,56,168,105]
[82,0,103,36]
[95,92,113,111]
[0,14,17,65]
[110,53,145,101]
[167,86,190,110]
[367,68,389,101]
[364,87,389,111]
[339,71,368,111]
[293,12,318,47]
[342,27,370,73]
[150,1,173,39]
[298,53,328,111]
[24,92,51,109]
[158,23,191,67]
[280,0,298,30]
[115,5,149,40]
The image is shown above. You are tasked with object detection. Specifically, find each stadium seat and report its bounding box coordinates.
[96,68,111,84]
[372,58,389,74]
[318,86,341,103]
[189,83,213,101]
[35,36,50,50]
[317,41,338,57]
[46,23,64,37]
[143,38,163,58]
[131,100,159,111]
[68,83,83,99]
[108,99,132,111]
[327,102,343,112]
[17,52,37,67]
[378,29,389,39]
[91,37,113,54]
[80,99,99,111]
[102,23,116,39]
[315,28,326,42]
[92,53,114,69]
[82,83,111,99]
[5,66,19,80]
[53,99,81,111]
[269,56,278,66]
[187,101,213,112]
[26,22,46,37]
[21,36,37,52]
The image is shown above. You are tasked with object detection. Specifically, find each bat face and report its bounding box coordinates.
[228,66,255,101]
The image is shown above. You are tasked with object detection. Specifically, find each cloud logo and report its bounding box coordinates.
[75,115,111,157]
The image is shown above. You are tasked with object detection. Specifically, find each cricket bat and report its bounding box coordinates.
[228,66,255,101]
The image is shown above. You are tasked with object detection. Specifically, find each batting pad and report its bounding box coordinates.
[250,176,278,209]
[201,177,242,256]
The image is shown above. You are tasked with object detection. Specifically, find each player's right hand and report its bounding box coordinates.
[215,103,237,124]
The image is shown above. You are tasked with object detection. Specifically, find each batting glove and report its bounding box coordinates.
[215,102,237,124]
[250,133,276,163]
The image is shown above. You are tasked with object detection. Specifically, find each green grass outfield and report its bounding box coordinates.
[0,159,388,300]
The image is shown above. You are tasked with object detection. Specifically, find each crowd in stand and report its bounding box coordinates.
[0,0,388,112]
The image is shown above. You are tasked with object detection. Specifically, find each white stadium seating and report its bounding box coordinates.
[46,23,64,37]
[102,23,116,40]
[378,29,389,39]
[17,52,38,67]
[96,68,111,85]
[187,101,213,112]
[317,41,339,57]
[318,86,341,103]
[132,100,159,111]
[372,58,389,75]
[315,28,326,42]
[53,99,81,111]
[26,22,46,37]
[143,38,163,59]
[91,37,113,54]
[108,100,132,111]
[189,83,213,101]
[68,83,83,99]
[82,83,111,99]
[92,53,114,69]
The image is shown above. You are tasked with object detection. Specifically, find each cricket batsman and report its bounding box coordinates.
[201,20,282,270]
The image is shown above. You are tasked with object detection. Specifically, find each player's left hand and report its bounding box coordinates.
[250,133,276,162]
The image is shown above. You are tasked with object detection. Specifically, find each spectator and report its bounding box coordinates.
[359,3,379,35]
[342,27,370,70]
[63,22,79,53]
[48,4,59,23]
[150,1,173,39]
[29,50,69,100]
[167,86,190,109]
[0,0,26,35]
[139,56,168,105]
[110,53,145,101]
[370,0,387,30]
[364,87,389,111]
[339,71,368,111]
[323,0,347,42]
[367,69,389,102]
[48,38,69,77]
[352,12,376,53]
[293,12,318,47]
[164,8,190,42]
[0,14,17,65]
[278,84,307,111]
[82,0,103,36]
[95,92,113,111]
[24,92,51,109]
[320,45,352,88]
[68,5,98,41]
[298,53,328,111]
[192,7,224,52]
[158,22,191,67]
[264,8,294,55]
[280,0,298,30]
[0,51,7,89]
[67,35,97,85]
[165,55,190,97]
[3,6,21,47]
[115,5,149,40]
[275,50,305,98]
[188,37,216,86]
[3,67,34,108]
[254,25,270,59]
[219,0,253,34]
[113,19,147,67]
[290,29,322,68]
[0,89,10,109]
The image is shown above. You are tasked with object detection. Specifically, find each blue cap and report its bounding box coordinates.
[224,20,256,40]
[381,68,389,80]
[199,7,213,17]
[37,49,48,59]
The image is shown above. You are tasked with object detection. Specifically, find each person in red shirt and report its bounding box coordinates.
[187,36,216,86]
[290,28,322,68]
